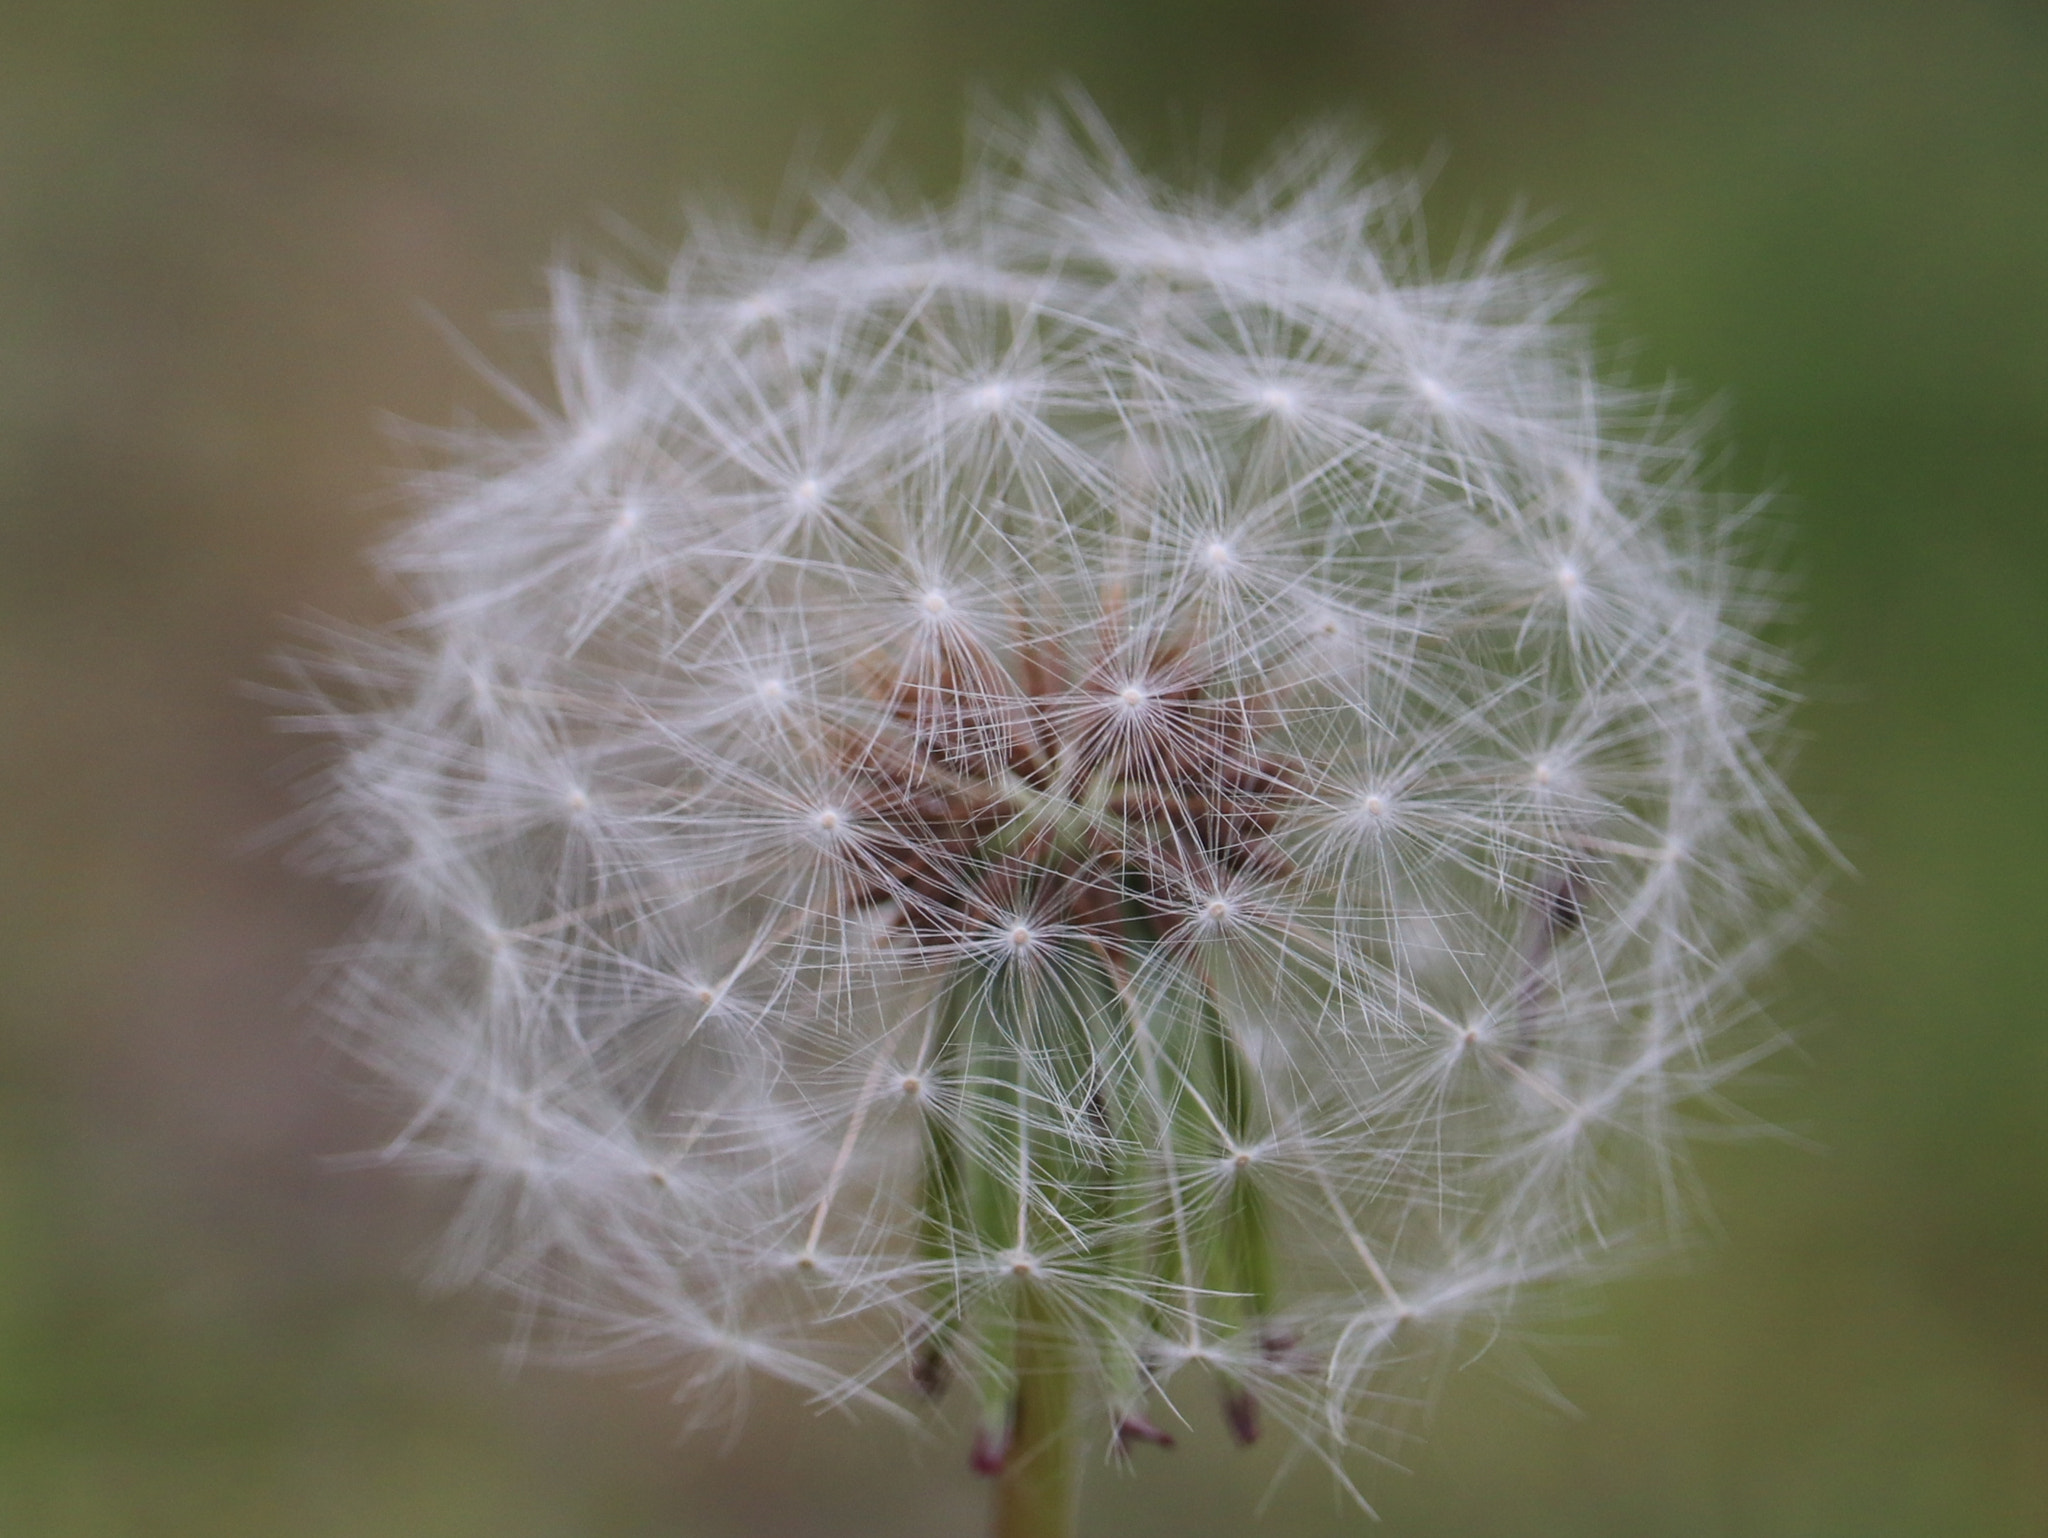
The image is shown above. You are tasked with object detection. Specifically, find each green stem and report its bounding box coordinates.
[994,1288,1079,1538]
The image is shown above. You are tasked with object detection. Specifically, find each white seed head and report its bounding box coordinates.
[293,101,1820,1489]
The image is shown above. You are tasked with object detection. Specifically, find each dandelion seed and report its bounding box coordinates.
[290,98,1820,1536]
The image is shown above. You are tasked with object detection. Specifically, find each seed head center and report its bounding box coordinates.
[825,614,1301,947]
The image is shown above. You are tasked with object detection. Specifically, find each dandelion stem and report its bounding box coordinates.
[994,1286,1079,1538]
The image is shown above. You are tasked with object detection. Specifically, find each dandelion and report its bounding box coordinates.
[288,99,1819,1536]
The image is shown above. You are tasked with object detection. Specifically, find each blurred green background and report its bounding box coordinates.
[2,1,2044,1533]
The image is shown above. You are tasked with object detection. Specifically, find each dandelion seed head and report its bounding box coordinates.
[291,99,1821,1497]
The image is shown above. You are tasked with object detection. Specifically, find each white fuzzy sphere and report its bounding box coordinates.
[294,102,1817,1479]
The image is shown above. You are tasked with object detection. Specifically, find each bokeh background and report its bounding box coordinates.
[3,2,2044,1533]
